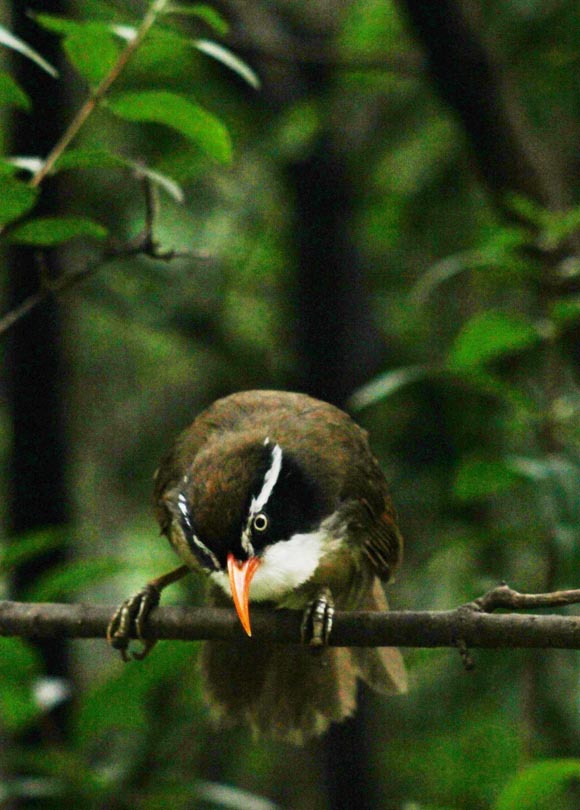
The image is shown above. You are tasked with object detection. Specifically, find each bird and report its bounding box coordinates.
[107,390,407,744]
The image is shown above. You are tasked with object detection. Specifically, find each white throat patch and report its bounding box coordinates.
[210,527,342,603]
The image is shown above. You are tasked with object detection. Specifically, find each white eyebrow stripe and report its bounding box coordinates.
[251,443,283,513]
[190,533,220,570]
[176,491,220,571]
[177,493,192,524]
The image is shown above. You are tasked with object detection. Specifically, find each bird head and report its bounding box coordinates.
[164,434,335,636]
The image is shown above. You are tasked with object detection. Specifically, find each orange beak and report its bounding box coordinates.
[227,553,261,637]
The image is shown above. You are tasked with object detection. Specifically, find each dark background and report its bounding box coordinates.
[2,1,580,808]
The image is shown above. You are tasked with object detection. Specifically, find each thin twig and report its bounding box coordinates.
[0,0,184,336]
[473,583,580,613]
[30,0,171,188]
[0,175,210,337]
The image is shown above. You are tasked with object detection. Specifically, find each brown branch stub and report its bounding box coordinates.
[454,636,475,671]
[473,583,580,613]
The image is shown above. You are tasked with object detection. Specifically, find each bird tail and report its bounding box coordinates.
[201,579,406,744]
[201,639,358,745]
[349,578,408,695]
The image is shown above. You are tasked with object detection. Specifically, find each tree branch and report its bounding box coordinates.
[0,175,210,338]
[30,0,171,188]
[3,585,580,649]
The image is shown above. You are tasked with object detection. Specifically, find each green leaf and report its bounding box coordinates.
[0,24,58,77]
[413,228,529,307]
[0,71,31,110]
[273,99,322,160]
[116,28,193,77]
[453,457,522,502]
[53,146,126,172]
[166,4,230,35]
[505,193,547,228]
[413,251,475,306]
[63,25,120,85]
[0,638,41,680]
[493,759,580,810]
[550,299,580,327]
[192,39,260,89]
[76,643,194,745]
[25,557,123,601]
[9,216,108,245]
[0,638,43,732]
[154,147,207,184]
[107,90,232,164]
[541,206,580,249]
[52,150,185,201]
[76,0,128,22]
[34,16,121,84]
[340,0,407,55]
[349,365,427,410]
[0,176,38,226]
[18,749,104,800]
[447,311,540,370]
[0,527,67,573]
[34,13,85,35]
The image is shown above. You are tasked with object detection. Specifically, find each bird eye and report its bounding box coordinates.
[252,512,269,532]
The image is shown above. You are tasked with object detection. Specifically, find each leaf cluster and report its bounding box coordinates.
[0,1,258,249]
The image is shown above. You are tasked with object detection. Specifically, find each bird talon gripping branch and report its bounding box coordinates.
[301,587,335,648]
[107,584,161,661]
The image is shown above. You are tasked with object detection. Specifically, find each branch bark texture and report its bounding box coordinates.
[3,587,580,649]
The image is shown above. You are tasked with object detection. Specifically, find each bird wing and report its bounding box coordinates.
[356,493,403,582]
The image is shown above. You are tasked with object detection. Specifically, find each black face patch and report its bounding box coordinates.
[174,443,332,569]
[246,449,331,554]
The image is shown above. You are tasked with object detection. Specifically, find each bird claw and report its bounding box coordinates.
[107,583,161,661]
[301,587,335,648]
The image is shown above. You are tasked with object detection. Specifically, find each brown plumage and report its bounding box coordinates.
[113,390,407,744]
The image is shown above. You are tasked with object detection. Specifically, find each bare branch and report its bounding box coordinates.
[3,585,580,650]
[0,175,210,338]
[473,583,580,613]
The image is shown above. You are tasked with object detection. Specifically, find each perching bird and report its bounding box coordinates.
[108,390,407,744]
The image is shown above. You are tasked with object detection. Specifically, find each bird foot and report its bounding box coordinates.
[301,587,335,648]
[107,583,161,662]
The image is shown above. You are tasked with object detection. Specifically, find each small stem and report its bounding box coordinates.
[0,175,210,338]
[474,583,580,612]
[30,0,171,188]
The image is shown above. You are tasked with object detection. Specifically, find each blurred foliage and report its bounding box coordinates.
[1,0,580,809]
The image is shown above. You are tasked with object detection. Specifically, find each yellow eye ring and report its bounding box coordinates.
[252,512,269,532]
